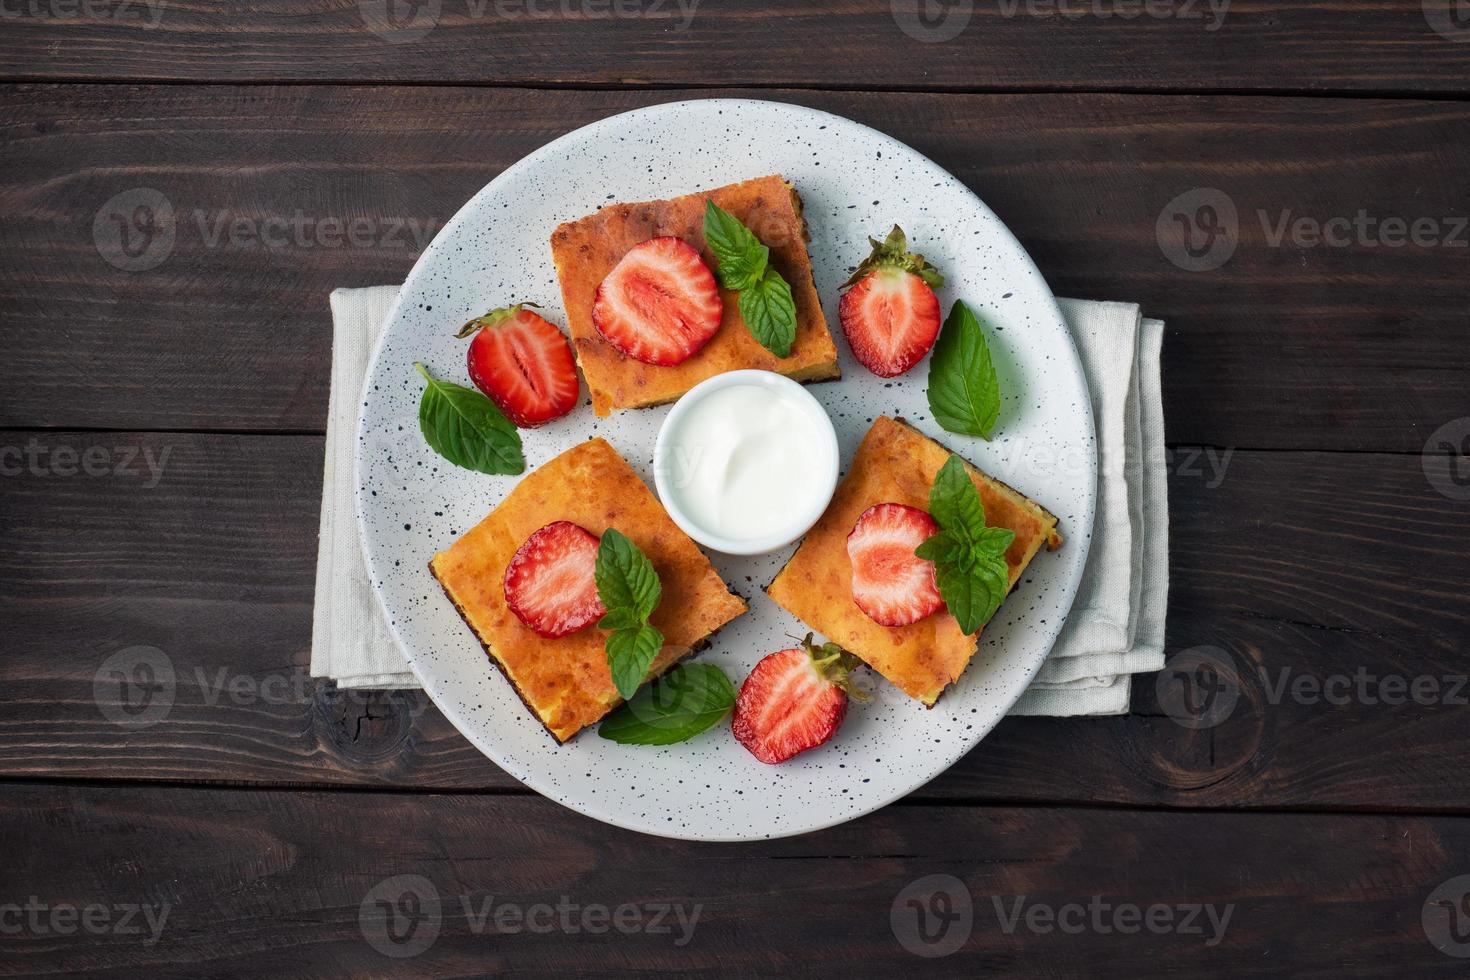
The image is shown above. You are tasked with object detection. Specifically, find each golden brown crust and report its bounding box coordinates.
[428,560,568,743]
[765,416,1061,706]
[429,439,747,742]
[549,174,840,416]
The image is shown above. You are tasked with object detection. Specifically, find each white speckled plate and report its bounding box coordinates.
[357,99,1096,842]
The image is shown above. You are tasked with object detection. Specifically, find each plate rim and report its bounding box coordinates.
[355,96,1097,841]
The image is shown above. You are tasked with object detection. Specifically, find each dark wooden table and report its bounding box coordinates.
[4,3,1469,975]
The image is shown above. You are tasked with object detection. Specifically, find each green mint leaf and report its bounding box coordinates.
[932,550,1011,635]
[414,363,524,475]
[702,199,769,291]
[702,200,798,356]
[927,300,1001,439]
[917,454,1017,635]
[599,663,737,745]
[914,529,968,566]
[927,455,986,538]
[973,526,1017,556]
[595,528,661,625]
[594,528,666,700]
[737,266,797,358]
[595,607,643,633]
[605,624,665,701]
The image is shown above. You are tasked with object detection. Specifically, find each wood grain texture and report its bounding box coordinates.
[3,783,1468,976]
[3,431,1466,809]
[3,85,1467,448]
[5,7,1467,972]
[1,0,1468,93]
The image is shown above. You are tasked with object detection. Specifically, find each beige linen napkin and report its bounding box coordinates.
[314,288,1167,715]
[1009,300,1168,716]
[310,287,417,689]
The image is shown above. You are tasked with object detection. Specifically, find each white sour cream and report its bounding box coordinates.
[659,381,837,548]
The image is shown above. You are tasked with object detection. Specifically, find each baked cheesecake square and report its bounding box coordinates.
[549,174,840,416]
[429,438,747,742]
[766,417,1062,706]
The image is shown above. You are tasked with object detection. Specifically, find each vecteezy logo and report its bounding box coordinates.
[1154,645,1240,730]
[891,874,973,958]
[93,646,176,727]
[359,875,442,958]
[1423,0,1470,41]
[1156,188,1239,272]
[1422,417,1470,501]
[92,188,176,273]
[1423,875,1470,957]
[890,0,974,43]
[362,421,428,503]
[358,0,442,42]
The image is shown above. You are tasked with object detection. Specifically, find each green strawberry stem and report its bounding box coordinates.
[801,634,871,702]
[840,225,944,290]
[456,302,541,338]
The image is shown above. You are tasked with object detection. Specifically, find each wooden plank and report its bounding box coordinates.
[3,85,1467,449]
[0,431,505,787]
[2,783,1468,975]
[3,431,1467,810]
[1,0,1467,93]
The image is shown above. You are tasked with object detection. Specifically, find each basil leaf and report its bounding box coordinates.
[927,300,1001,439]
[737,267,797,359]
[595,528,661,625]
[414,363,524,475]
[599,663,737,745]
[605,624,664,701]
[702,200,769,291]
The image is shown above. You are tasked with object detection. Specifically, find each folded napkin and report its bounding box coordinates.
[314,288,1167,715]
[311,286,418,689]
[1009,300,1168,716]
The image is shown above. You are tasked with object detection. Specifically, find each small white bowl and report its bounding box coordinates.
[653,370,839,556]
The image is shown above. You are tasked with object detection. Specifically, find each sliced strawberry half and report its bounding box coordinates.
[732,635,868,765]
[846,502,944,627]
[459,303,580,427]
[592,236,723,366]
[503,521,607,638]
[837,226,943,378]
